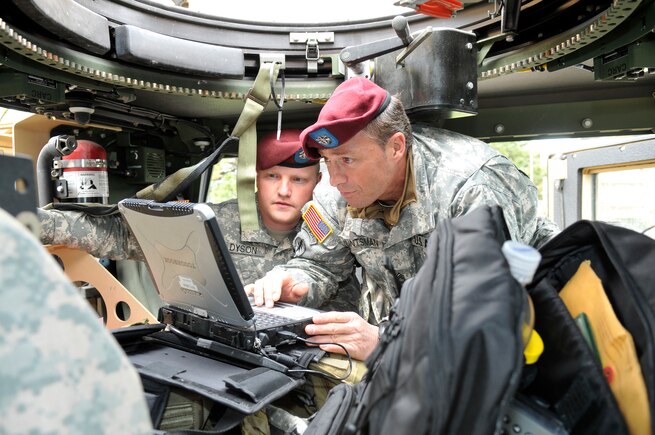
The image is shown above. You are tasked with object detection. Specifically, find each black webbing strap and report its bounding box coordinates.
[552,373,597,431]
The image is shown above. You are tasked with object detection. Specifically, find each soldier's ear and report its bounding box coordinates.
[386,132,406,161]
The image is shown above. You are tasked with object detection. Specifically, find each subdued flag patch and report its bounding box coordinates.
[302,204,333,243]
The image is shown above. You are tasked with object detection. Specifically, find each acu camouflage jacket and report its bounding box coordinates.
[278,125,559,324]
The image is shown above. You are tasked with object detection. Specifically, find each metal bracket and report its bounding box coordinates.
[259,53,286,70]
[290,32,334,73]
[289,32,335,44]
[54,179,69,198]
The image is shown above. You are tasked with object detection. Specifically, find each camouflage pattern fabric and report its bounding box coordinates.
[38,205,144,261]
[216,199,317,286]
[0,208,152,434]
[241,355,367,434]
[279,125,561,325]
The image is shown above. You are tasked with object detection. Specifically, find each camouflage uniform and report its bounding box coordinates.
[279,125,560,325]
[0,208,152,435]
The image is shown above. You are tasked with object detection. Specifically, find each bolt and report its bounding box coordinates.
[581,118,593,129]
[466,81,474,90]
[56,185,64,193]
[465,42,473,51]
[506,35,514,42]
[494,123,506,134]
[342,51,351,60]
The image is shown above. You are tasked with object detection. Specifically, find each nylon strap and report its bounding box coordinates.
[233,62,280,231]
[133,63,278,228]
[134,136,238,203]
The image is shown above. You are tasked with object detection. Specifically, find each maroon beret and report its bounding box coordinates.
[257,129,318,170]
[300,77,391,158]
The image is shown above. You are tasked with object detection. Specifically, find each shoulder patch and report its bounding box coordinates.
[293,237,306,256]
[302,204,333,244]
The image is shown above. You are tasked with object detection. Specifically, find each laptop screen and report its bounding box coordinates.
[118,199,255,329]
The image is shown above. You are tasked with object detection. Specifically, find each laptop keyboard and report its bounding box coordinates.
[253,310,295,328]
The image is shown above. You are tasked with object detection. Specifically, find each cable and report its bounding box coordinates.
[641,224,655,235]
[285,336,354,382]
[169,325,353,381]
[168,324,200,343]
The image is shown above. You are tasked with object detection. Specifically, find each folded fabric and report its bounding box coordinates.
[560,260,650,435]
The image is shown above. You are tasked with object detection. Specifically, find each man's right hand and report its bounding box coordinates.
[244,270,310,308]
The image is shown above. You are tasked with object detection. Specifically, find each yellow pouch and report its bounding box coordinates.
[560,260,650,435]
[309,354,368,385]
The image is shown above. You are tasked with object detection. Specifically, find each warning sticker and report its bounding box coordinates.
[61,171,109,198]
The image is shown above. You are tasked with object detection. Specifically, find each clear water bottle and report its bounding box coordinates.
[502,240,544,365]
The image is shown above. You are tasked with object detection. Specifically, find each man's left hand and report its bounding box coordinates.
[305,311,379,361]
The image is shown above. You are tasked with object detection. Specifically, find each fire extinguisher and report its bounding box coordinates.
[53,139,109,204]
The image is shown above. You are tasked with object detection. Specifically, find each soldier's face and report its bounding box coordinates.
[322,130,406,208]
[256,165,321,231]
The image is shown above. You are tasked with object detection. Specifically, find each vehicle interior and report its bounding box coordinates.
[1,1,654,433]
[1,0,653,229]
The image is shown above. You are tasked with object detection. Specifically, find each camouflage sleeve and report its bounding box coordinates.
[530,216,560,248]
[275,189,358,310]
[0,209,153,434]
[37,208,144,260]
[451,155,552,247]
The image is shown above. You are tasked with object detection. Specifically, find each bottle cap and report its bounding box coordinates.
[524,329,545,364]
[502,240,542,286]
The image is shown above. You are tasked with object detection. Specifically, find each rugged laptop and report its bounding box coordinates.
[118,198,319,351]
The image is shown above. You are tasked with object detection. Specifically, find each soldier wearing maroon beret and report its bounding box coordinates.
[38,130,359,314]
[247,77,560,361]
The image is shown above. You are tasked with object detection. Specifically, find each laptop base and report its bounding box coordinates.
[158,306,312,351]
[159,306,258,350]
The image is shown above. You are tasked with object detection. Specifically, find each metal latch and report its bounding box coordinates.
[290,32,334,73]
[306,36,320,62]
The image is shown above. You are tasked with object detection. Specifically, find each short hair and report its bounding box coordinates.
[362,95,413,149]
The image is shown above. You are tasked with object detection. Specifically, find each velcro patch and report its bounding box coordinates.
[302,204,333,244]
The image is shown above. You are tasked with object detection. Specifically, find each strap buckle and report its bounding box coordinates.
[243,86,268,107]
